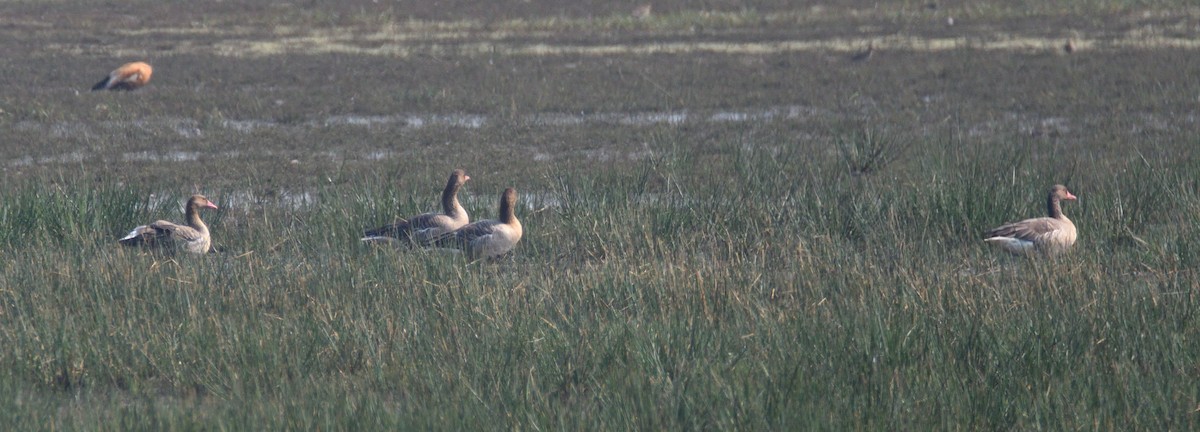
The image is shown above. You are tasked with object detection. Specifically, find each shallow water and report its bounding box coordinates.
[7,103,1192,170]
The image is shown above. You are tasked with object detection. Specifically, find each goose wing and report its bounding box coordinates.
[984,217,1063,243]
[435,220,500,249]
[153,220,204,242]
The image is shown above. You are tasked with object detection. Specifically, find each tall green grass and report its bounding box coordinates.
[0,123,1197,429]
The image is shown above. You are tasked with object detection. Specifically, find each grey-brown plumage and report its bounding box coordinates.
[850,42,874,62]
[433,187,523,260]
[119,195,219,254]
[984,185,1077,255]
[362,169,470,245]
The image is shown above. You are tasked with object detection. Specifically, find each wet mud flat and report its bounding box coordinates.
[1,1,1197,188]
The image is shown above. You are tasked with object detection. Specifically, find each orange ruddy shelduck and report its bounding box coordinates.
[92,61,153,91]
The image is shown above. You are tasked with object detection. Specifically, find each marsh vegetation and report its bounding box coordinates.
[1,1,1199,429]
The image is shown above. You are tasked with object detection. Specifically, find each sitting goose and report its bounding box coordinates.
[432,187,523,260]
[361,169,470,245]
[119,194,219,254]
[984,184,1078,255]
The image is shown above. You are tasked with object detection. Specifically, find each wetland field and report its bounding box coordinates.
[1,0,1200,429]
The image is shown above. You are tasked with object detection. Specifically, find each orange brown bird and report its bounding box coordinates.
[92,61,153,91]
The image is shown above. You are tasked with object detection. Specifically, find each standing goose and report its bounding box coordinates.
[361,169,471,245]
[119,195,219,254]
[984,184,1078,255]
[92,61,153,91]
[433,187,523,260]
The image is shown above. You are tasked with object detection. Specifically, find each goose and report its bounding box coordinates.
[92,61,153,91]
[850,42,874,62]
[984,184,1077,255]
[119,194,218,254]
[432,187,523,260]
[361,169,470,245]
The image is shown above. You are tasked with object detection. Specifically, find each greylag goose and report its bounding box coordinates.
[984,184,1077,255]
[850,42,874,62]
[92,61,153,91]
[361,169,470,245]
[433,187,523,260]
[119,194,218,254]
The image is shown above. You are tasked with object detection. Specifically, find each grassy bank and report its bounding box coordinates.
[0,124,1198,429]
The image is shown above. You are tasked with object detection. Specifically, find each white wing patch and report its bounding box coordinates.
[120,226,147,241]
[412,226,444,242]
[984,236,1036,254]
